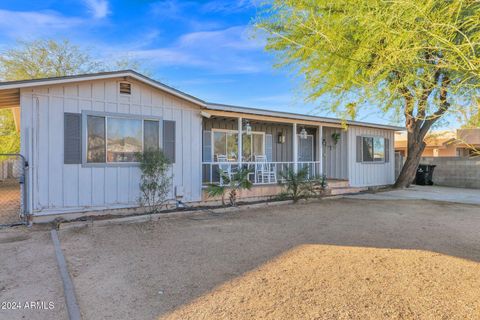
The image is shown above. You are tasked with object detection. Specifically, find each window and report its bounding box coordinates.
[362,136,385,162]
[107,118,142,162]
[144,120,160,151]
[87,115,106,163]
[86,114,161,164]
[242,133,265,161]
[213,131,238,161]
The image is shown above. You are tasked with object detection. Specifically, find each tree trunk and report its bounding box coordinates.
[394,135,426,188]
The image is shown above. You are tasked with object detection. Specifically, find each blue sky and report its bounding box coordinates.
[0,0,459,128]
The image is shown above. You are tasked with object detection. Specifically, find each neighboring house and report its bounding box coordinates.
[395,129,480,157]
[0,70,402,219]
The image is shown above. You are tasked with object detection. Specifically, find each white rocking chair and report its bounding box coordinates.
[254,155,276,184]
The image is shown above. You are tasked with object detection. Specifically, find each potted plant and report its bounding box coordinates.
[331,132,341,145]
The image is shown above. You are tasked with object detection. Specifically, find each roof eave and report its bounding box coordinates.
[0,70,206,108]
[205,103,405,131]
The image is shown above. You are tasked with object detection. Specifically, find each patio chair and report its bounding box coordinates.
[254,155,276,184]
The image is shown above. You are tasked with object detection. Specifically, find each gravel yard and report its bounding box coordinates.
[0,228,67,320]
[54,198,480,319]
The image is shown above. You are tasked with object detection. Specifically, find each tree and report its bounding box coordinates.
[455,102,480,128]
[0,109,20,154]
[257,0,480,187]
[0,39,148,81]
[0,39,148,156]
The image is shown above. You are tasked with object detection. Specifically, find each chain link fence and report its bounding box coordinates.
[0,154,26,225]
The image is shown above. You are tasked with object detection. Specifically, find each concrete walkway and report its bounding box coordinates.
[346,185,480,205]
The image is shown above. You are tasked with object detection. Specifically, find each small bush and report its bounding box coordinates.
[206,168,253,206]
[278,167,317,203]
[137,150,172,213]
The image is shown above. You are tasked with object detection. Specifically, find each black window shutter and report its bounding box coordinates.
[64,113,82,164]
[385,138,390,162]
[356,136,362,162]
[163,120,176,163]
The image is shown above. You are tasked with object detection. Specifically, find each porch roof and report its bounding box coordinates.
[205,103,405,131]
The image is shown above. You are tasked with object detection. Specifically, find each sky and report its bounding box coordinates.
[0,0,460,128]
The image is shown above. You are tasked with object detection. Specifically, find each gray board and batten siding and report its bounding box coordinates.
[20,77,203,215]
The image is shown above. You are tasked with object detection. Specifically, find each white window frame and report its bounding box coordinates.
[82,111,163,167]
[211,128,266,162]
[211,129,238,162]
[361,135,386,163]
[242,131,266,162]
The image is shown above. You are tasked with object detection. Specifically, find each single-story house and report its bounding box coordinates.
[0,70,403,220]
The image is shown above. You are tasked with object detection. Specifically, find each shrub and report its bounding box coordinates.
[136,150,172,213]
[206,168,253,206]
[278,167,317,203]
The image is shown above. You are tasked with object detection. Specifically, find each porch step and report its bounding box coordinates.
[327,179,350,189]
[329,186,368,196]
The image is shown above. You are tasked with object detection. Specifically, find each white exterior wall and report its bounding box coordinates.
[347,126,395,187]
[20,78,203,215]
[322,127,348,180]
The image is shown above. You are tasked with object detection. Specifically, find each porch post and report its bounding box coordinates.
[238,117,243,166]
[293,123,298,172]
[317,125,323,176]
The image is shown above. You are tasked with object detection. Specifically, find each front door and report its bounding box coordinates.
[297,135,314,176]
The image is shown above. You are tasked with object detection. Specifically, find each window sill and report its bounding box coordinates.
[81,162,141,168]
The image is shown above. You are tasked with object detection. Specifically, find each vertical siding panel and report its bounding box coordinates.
[63,166,79,207]
[105,81,117,101]
[92,168,105,206]
[117,167,130,203]
[37,95,49,209]
[92,81,105,101]
[172,108,183,195]
[93,101,105,112]
[118,103,129,114]
[48,96,64,207]
[105,102,117,113]
[63,95,80,207]
[129,167,141,203]
[191,112,202,201]
[78,168,92,206]
[182,110,192,199]
[105,167,118,204]
[20,91,34,212]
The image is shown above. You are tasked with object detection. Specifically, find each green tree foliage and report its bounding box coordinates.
[257,0,480,187]
[0,39,149,81]
[0,109,20,154]
[0,39,149,156]
[455,102,480,128]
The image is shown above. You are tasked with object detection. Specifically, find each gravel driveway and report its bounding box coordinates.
[56,198,480,319]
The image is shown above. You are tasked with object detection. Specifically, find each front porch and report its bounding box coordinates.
[201,114,349,187]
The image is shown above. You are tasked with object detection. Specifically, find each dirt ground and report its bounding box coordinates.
[56,198,480,320]
[161,245,480,320]
[0,180,22,224]
[0,228,67,320]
